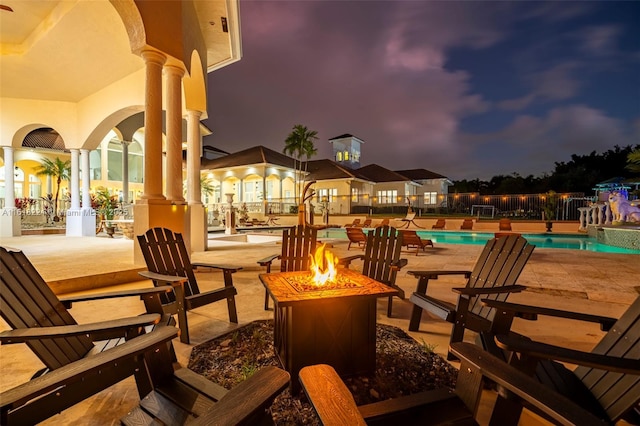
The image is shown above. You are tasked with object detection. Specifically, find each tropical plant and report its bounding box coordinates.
[34,157,70,221]
[543,190,558,221]
[283,124,318,203]
[93,186,118,225]
[626,148,640,174]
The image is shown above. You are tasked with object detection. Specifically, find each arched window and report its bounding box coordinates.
[336,152,342,162]
[344,151,349,161]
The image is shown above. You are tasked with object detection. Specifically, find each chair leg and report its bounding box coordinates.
[173,285,190,344]
[408,304,423,331]
[264,289,271,310]
[227,295,238,323]
[386,296,393,317]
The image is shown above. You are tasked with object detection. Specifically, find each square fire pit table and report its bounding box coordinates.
[259,268,398,392]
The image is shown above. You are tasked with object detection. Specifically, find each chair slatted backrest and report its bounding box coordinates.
[499,218,512,231]
[399,230,421,246]
[138,228,200,303]
[461,219,474,230]
[466,235,535,321]
[280,225,317,272]
[432,219,446,229]
[573,296,640,422]
[361,226,403,285]
[0,246,94,371]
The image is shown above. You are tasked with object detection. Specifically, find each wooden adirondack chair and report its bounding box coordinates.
[432,218,446,229]
[346,227,367,250]
[257,225,317,309]
[299,342,606,426]
[121,330,290,426]
[339,225,407,317]
[137,227,240,344]
[0,246,175,424]
[407,234,534,359]
[460,218,474,230]
[398,229,433,255]
[483,295,640,425]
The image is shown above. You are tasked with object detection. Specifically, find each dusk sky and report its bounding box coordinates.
[203,1,640,181]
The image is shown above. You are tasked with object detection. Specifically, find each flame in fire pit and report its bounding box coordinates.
[309,244,339,286]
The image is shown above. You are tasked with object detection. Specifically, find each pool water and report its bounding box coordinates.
[316,229,640,254]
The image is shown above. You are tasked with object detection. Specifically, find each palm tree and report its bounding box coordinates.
[626,148,640,174]
[283,124,318,203]
[34,157,71,221]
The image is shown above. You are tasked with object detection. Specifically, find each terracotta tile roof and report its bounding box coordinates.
[395,168,447,180]
[356,164,411,183]
[22,128,67,151]
[201,145,295,169]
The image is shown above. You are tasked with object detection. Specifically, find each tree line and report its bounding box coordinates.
[452,145,640,195]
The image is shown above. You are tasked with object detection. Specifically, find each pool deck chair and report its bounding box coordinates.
[346,227,367,250]
[483,294,640,425]
[340,226,407,317]
[299,343,606,426]
[398,229,434,256]
[258,225,317,310]
[432,219,446,229]
[137,228,240,344]
[356,218,372,228]
[374,218,390,228]
[396,212,423,229]
[499,218,512,231]
[343,218,361,228]
[407,234,534,360]
[460,218,474,230]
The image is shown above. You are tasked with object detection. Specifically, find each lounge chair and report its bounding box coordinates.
[395,212,423,229]
[299,342,605,426]
[407,234,534,359]
[483,295,640,425]
[499,218,512,231]
[137,228,240,344]
[343,218,361,228]
[374,218,390,228]
[356,218,372,228]
[398,229,434,255]
[340,226,407,317]
[257,225,317,309]
[345,227,367,250]
[460,218,474,230]
[432,218,446,229]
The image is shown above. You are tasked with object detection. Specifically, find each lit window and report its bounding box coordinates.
[336,152,342,161]
[376,190,398,204]
[424,192,437,205]
[344,151,349,160]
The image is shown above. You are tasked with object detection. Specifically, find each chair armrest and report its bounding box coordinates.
[451,285,527,296]
[339,254,364,267]
[257,253,280,267]
[60,286,173,308]
[0,313,161,344]
[449,342,608,425]
[191,262,243,273]
[392,258,408,270]
[494,334,640,375]
[139,271,188,286]
[1,326,178,412]
[408,270,472,279]
[190,366,290,426]
[482,299,617,331]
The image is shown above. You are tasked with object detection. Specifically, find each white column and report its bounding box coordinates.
[186,109,203,205]
[140,50,166,201]
[81,149,91,210]
[70,149,80,210]
[165,64,185,203]
[3,146,15,208]
[0,146,20,236]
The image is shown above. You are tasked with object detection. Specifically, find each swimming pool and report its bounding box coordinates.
[316,229,640,254]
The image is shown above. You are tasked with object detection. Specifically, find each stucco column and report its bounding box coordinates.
[140,50,166,201]
[69,149,80,210]
[121,141,130,203]
[165,65,185,203]
[0,146,20,236]
[186,109,202,205]
[80,149,91,210]
[3,146,15,208]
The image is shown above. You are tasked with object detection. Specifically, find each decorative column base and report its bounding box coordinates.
[133,202,190,265]
[0,209,21,237]
[190,204,208,252]
[66,209,97,236]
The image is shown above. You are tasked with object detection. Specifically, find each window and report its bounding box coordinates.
[244,181,261,202]
[424,192,437,205]
[351,187,359,202]
[344,151,349,161]
[128,140,143,183]
[336,152,342,161]
[29,175,41,198]
[377,190,397,204]
[107,139,123,181]
[317,188,337,202]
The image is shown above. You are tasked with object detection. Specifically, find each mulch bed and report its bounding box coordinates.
[188,320,458,425]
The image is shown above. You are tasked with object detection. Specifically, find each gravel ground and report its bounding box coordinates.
[188,320,458,425]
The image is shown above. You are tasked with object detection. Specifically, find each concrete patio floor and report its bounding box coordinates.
[1,231,638,425]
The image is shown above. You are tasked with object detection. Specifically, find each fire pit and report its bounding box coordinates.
[259,267,398,393]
